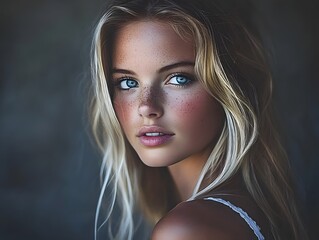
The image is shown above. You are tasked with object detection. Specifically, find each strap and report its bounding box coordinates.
[204,197,265,240]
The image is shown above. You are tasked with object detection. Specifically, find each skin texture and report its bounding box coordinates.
[112,20,224,200]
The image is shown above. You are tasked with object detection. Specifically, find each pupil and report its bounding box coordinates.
[177,76,187,84]
[127,80,136,87]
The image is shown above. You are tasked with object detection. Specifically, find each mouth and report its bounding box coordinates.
[137,126,174,147]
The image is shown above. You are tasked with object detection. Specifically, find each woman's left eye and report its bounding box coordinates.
[167,74,192,86]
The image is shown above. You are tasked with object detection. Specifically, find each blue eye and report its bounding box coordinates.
[168,75,192,86]
[119,78,139,89]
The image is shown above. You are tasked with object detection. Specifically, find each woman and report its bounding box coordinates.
[90,0,307,239]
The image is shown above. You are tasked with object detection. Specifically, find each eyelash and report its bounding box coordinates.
[114,76,139,90]
[166,73,194,87]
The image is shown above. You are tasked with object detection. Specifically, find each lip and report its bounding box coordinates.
[137,126,174,147]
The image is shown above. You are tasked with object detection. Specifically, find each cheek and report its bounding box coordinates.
[168,92,218,118]
[113,97,135,126]
[168,91,224,134]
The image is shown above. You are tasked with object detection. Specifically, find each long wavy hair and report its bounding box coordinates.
[90,0,306,239]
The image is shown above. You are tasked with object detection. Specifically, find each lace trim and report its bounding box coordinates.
[204,197,265,240]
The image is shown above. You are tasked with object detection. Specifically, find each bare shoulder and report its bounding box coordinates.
[151,199,256,240]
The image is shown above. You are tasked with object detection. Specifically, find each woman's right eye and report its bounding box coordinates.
[118,79,139,90]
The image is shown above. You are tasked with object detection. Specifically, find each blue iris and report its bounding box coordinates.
[119,79,138,89]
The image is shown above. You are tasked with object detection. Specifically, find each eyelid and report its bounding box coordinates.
[168,72,193,79]
[114,75,136,82]
[166,72,194,85]
[113,75,139,90]
[113,75,136,84]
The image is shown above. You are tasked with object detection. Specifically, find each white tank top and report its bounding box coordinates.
[204,197,265,240]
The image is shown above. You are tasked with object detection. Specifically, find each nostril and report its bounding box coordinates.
[148,113,158,118]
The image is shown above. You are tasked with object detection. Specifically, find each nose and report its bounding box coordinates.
[138,86,163,119]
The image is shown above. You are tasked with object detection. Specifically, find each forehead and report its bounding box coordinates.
[112,20,195,68]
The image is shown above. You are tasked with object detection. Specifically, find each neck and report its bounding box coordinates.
[168,150,210,201]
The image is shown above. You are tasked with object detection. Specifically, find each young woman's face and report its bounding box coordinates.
[112,20,224,167]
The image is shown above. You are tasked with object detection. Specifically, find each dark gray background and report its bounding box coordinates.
[1,0,318,239]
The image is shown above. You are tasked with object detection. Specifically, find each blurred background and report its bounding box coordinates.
[0,0,318,239]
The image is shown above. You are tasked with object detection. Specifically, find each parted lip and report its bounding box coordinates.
[137,126,174,137]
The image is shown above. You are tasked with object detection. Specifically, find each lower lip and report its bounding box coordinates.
[139,135,174,147]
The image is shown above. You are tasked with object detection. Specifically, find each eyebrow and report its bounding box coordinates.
[111,68,135,75]
[158,61,195,73]
[112,61,195,75]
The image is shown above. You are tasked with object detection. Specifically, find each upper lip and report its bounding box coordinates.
[137,126,174,137]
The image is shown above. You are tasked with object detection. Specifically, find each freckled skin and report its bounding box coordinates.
[112,21,224,178]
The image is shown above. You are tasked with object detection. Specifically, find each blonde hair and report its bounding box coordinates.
[90,0,306,239]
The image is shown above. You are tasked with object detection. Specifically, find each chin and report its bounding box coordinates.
[140,158,169,168]
[138,154,177,168]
